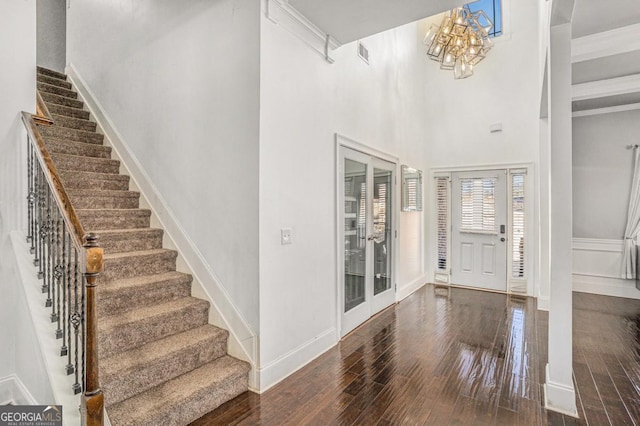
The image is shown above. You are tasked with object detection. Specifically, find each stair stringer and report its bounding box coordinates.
[65,63,259,391]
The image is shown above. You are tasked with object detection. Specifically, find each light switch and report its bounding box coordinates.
[281,228,292,245]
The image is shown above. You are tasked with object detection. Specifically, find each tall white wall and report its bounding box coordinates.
[66,0,262,334]
[0,0,36,381]
[573,111,639,239]
[258,11,430,388]
[36,0,66,72]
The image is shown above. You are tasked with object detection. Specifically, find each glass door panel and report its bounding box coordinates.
[373,168,392,295]
[344,159,367,313]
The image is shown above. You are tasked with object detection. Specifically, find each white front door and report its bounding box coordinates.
[450,170,508,291]
[339,146,396,337]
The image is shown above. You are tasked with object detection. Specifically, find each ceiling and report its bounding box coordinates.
[288,0,463,45]
[571,0,640,112]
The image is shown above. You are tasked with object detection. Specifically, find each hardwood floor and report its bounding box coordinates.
[191,285,640,425]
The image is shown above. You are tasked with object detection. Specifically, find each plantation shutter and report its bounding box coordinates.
[511,171,526,279]
[435,176,450,273]
[460,177,497,233]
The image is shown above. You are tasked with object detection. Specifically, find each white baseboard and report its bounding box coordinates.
[544,364,578,417]
[66,64,259,389]
[573,274,640,300]
[0,375,37,406]
[397,274,428,301]
[257,328,336,393]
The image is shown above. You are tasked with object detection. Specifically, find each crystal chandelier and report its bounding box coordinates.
[424,6,494,79]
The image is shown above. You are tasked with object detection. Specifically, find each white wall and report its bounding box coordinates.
[36,0,66,72]
[0,0,36,380]
[66,0,262,334]
[573,111,639,239]
[258,9,429,388]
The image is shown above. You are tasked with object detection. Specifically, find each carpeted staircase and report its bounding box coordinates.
[36,66,250,426]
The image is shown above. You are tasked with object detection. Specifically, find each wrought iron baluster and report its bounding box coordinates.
[54,208,63,336]
[34,166,42,274]
[65,234,73,370]
[60,222,68,353]
[44,186,52,307]
[81,273,86,394]
[71,247,81,394]
[26,138,34,248]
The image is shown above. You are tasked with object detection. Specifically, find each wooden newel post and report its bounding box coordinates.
[83,233,104,426]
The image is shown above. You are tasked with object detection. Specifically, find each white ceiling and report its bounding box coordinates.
[572,0,640,38]
[288,0,463,45]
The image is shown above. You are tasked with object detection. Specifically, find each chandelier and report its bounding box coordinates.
[424,6,494,79]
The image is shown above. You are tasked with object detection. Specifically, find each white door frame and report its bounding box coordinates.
[429,162,536,297]
[335,134,399,338]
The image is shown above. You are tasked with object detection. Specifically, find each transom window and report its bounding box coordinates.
[466,0,502,37]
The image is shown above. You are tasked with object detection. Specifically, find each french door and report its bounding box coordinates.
[450,170,508,291]
[339,146,395,337]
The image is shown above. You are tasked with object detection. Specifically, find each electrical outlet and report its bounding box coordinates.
[281,228,292,245]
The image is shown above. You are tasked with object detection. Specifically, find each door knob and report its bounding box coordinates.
[500,237,506,242]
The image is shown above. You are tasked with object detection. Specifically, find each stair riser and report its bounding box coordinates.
[38,125,104,145]
[47,104,90,120]
[98,277,191,316]
[70,195,139,209]
[98,302,209,359]
[52,155,120,174]
[77,211,151,230]
[99,232,163,254]
[61,176,129,191]
[51,114,97,132]
[103,252,177,282]
[37,82,77,99]
[37,74,72,89]
[41,92,83,109]
[37,67,67,80]
[46,140,112,159]
[103,336,227,407]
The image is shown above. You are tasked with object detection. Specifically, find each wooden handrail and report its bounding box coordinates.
[34,91,54,126]
[21,111,85,248]
[21,109,104,426]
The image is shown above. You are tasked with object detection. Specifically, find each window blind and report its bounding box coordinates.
[436,177,449,271]
[460,178,496,232]
[511,173,525,278]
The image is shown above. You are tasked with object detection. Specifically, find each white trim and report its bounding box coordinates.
[257,328,336,392]
[0,375,38,406]
[537,296,549,311]
[265,0,341,63]
[573,237,623,253]
[336,134,399,164]
[544,364,578,418]
[66,63,260,390]
[572,23,640,63]
[573,275,640,300]
[572,74,640,101]
[396,274,428,302]
[572,103,640,118]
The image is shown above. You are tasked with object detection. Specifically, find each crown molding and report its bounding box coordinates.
[572,74,640,101]
[265,0,341,63]
[572,23,640,63]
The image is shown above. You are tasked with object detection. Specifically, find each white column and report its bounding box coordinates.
[544,20,577,417]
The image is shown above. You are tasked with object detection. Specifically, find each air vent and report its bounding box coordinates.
[357,41,369,64]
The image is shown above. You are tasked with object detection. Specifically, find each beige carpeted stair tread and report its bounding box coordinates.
[102,249,177,281]
[96,227,164,253]
[36,73,72,89]
[107,356,250,426]
[68,189,140,209]
[59,170,129,191]
[50,113,96,132]
[98,271,192,315]
[98,296,209,358]
[77,208,151,230]
[37,66,67,80]
[52,153,120,174]
[38,123,104,144]
[45,138,112,159]
[40,91,84,109]
[101,325,228,407]
[37,81,77,99]
[46,103,90,120]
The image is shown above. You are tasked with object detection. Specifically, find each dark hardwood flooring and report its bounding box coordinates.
[191,285,640,425]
